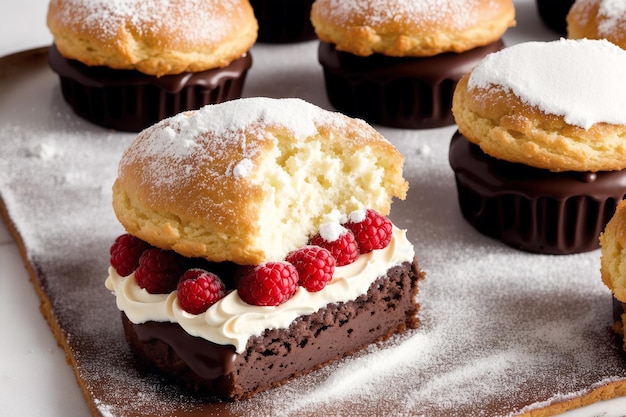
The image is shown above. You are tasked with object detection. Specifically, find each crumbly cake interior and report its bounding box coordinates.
[2,17,626,417]
[113,98,407,264]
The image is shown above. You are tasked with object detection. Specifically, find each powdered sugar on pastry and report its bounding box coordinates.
[310,0,515,56]
[113,97,408,264]
[49,0,238,46]
[568,0,626,37]
[597,0,626,34]
[46,0,258,75]
[467,38,626,129]
[314,0,496,30]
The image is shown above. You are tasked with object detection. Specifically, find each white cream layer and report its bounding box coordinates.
[105,226,415,353]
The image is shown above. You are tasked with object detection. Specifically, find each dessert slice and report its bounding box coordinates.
[105,97,424,400]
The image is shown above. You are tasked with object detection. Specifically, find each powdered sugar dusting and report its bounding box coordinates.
[598,0,626,36]
[120,97,350,188]
[318,222,347,242]
[50,0,242,46]
[468,38,626,129]
[317,0,503,30]
[348,209,367,223]
[232,158,254,179]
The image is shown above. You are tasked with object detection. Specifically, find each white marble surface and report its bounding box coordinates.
[1,0,626,416]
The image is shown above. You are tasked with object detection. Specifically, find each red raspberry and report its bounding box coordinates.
[344,209,393,254]
[109,234,151,276]
[177,269,226,315]
[286,246,335,292]
[237,262,299,306]
[309,228,359,266]
[134,248,187,294]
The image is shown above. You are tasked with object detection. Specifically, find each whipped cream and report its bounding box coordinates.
[105,226,414,353]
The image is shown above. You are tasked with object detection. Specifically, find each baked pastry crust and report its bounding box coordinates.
[452,66,626,173]
[310,0,515,57]
[600,200,626,303]
[46,0,258,76]
[112,98,408,265]
[567,0,626,49]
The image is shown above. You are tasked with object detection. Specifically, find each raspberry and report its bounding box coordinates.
[109,234,151,276]
[344,209,393,253]
[134,248,187,294]
[309,227,359,266]
[177,269,226,315]
[286,246,335,292]
[237,262,299,306]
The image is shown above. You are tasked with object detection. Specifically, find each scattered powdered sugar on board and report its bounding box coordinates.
[2,37,626,417]
[467,38,626,129]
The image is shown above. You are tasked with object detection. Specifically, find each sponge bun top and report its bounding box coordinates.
[112,97,408,264]
[47,0,258,76]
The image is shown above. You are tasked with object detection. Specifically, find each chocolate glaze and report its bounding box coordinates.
[535,0,575,35]
[449,132,626,254]
[48,45,252,132]
[317,40,504,129]
[250,0,317,43]
[122,260,423,401]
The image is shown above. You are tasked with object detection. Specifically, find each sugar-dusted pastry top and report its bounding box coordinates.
[568,0,626,49]
[600,200,626,302]
[46,0,258,76]
[112,97,408,265]
[452,38,626,172]
[310,0,515,57]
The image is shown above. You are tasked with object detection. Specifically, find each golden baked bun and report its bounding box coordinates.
[47,0,258,76]
[310,0,515,57]
[452,38,626,172]
[567,0,626,49]
[112,97,408,265]
[600,200,626,302]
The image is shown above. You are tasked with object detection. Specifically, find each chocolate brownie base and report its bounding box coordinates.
[318,40,504,129]
[48,45,252,132]
[122,259,424,401]
[250,0,316,43]
[449,131,626,254]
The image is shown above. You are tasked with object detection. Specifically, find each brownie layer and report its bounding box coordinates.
[318,40,504,129]
[48,45,252,132]
[449,132,626,254]
[250,0,316,43]
[122,260,423,401]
